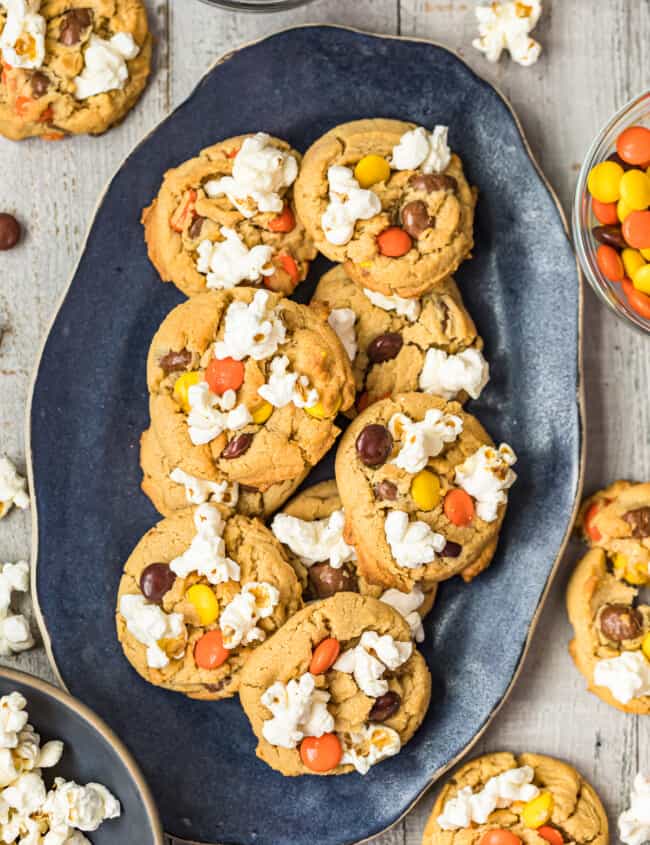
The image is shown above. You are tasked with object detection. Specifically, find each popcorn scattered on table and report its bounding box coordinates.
[0,691,120,843]
[0,456,29,520]
[472,1,543,67]
[0,562,34,656]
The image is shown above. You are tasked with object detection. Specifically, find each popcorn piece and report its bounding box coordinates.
[186,381,252,446]
[384,511,446,570]
[271,509,355,569]
[333,630,412,698]
[196,228,274,290]
[118,594,186,669]
[169,468,239,508]
[473,1,543,67]
[454,443,517,522]
[327,308,357,361]
[363,288,421,322]
[214,289,286,362]
[0,563,34,656]
[391,126,451,174]
[419,347,490,401]
[73,32,140,100]
[389,409,463,474]
[257,355,319,410]
[219,582,279,650]
[0,457,29,520]
[321,166,381,246]
[340,725,401,774]
[261,673,334,749]
[170,503,240,585]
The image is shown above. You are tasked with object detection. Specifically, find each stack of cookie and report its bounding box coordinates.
[116,120,518,777]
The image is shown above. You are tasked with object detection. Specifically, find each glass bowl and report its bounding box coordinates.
[196,0,314,11]
[572,90,650,335]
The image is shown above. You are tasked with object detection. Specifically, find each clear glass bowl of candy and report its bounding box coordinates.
[573,91,650,334]
[196,0,313,10]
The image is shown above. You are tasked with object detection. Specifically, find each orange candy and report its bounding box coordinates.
[480,830,522,845]
[299,733,342,772]
[596,244,624,282]
[268,205,296,233]
[444,489,475,526]
[623,278,650,319]
[194,630,229,670]
[583,502,602,543]
[617,126,650,166]
[278,253,300,285]
[205,357,245,395]
[623,210,650,249]
[538,827,564,845]
[14,95,32,117]
[170,189,197,233]
[592,198,619,226]
[377,227,412,257]
[309,638,340,675]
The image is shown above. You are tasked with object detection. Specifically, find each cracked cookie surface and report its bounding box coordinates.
[294,118,476,299]
[147,288,355,495]
[0,0,151,140]
[239,593,431,776]
[312,265,486,415]
[116,505,302,700]
[142,134,316,297]
[423,752,608,845]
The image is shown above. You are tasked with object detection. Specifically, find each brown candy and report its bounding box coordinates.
[401,200,434,239]
[59,8,92,46]
[222,433,253,459]
[30,71,49,98]
[308,563,357,599]
[355,424,392,467]
[367,332,403,364]
[139,563,176,605]
[409,173,457,193]
[374,480,398,501]
[188,216,205,239]
[599,603,643,642]
[0,214,20,251]
[623,507,650,538]
[369,691,401,721]
[592,225,627,250]
[441,540,462,558]
[159,348,192,374]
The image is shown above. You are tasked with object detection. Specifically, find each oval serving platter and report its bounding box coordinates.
[28,25,583,845]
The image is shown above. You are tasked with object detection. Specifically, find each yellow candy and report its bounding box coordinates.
[354,154,391,189]
[251,401,273,424]
[620,169,650,211]
[521,792,554,829]
[618,198,633,222]
[410,470,441,511]
[305,396,341,420]
[633,264,650,295]
[173,371,202,413]
[614,553,648,586]
[642,633,650,662]
[587,161,623,203]
[186,584,219,626]
[641,248,650,260]
[622,248,647,279]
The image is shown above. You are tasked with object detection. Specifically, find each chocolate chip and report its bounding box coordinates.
[401,200,434,239]
[623,507,650,538]
[188,216,205,239]
[139,563,176,605]
[30,71,49,98]
[355,424,392,467]
[599,604,643,642]
[409,173,457,193]
[369,691,401,721]
[0,214,20,251]
[374,480,398,501]
[308,563,357,599]
[592,225,626,250]
[222,433,253,459]
[367,332,403,364]
[204,680,229,693]
[441,540,462,558]
[59,8,92,45]
[159,348,192,374]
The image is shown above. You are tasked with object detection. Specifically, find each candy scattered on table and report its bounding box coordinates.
[0,214,20,251]
[586,124,650,318]
[0,691,120,843]
[0,456,29,520]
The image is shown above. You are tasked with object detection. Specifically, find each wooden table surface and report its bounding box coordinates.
[1,1,648,843]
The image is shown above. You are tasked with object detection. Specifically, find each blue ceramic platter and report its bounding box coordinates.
[29,25,582,845]
[0,668,163,844]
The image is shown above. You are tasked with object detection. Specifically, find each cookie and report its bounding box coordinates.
[139,425,308,519]
[142,133,317,298]
[578,481,650,586]
[147,288,355,496]
[335,393,517,590]
[294,118,477,299]
[116,503,302,700]
[423,751,608,845]
[0,0,151,140]
[312,265,488,414]
[239,593,431,776]
[271,479,436,640]
[567,547,650,714]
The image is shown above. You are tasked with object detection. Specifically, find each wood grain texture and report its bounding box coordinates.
[0,1,648,843]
